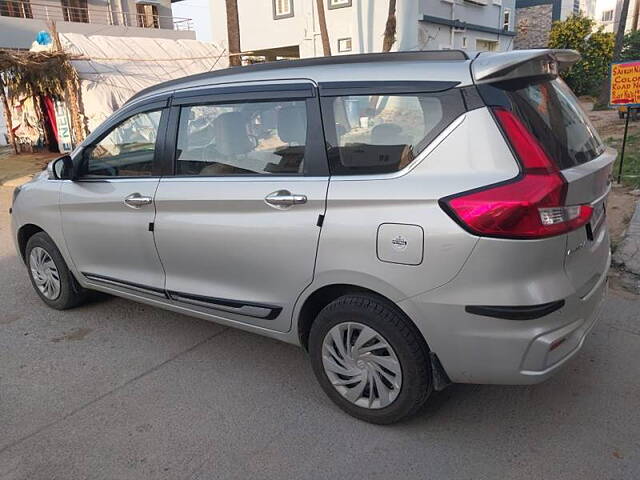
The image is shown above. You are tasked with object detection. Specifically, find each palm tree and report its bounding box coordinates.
[316,0,331,56]
[596,0,631,108]
[382,0,397,52]
[225,0,241,66]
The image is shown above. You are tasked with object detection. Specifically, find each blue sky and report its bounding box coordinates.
[172,0,213,42]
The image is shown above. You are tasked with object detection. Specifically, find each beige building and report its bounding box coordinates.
[594,0,639,33]
[515,0,599,49]
[210,0,517,60]
[0,0,195,49]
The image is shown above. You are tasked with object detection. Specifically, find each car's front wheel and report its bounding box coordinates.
[309,294,432,424]
[25,232,87,310]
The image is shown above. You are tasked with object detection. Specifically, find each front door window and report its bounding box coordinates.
[82,110,161,177]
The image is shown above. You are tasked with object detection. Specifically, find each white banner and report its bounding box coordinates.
[54,100,73,153]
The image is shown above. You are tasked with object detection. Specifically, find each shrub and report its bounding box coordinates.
[548,14,614,96]
[620,30,640,62]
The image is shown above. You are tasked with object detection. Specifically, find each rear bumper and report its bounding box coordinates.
[518,269,606,381]
[399,252,609,385]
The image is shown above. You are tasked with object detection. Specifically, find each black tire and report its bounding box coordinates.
[309,294,432,424]
[25,232,87,310]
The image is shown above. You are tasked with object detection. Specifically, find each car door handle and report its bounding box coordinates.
[264,190,307,209]
[124,193,153,208]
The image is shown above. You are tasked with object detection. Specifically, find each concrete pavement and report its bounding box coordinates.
[1,185,639,480]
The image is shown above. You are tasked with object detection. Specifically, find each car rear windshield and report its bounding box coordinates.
[501,78,604,169]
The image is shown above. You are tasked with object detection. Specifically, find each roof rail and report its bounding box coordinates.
[127,50,469,104]
[471,49,580,84]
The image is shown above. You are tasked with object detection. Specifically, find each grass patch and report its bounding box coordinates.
[604,133,640,188]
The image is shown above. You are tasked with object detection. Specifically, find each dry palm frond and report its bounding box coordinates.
[0,49,80,98]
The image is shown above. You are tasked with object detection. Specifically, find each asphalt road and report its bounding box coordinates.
[1,185,639,480]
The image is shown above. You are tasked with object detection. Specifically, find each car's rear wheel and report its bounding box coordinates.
[25,232,87,310]
[309,294,432,424]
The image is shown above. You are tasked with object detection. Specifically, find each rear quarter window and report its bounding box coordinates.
[501,78,604,169]
[321,89,465,175]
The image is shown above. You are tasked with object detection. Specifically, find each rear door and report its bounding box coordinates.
[499,78,614,295]
[153,82,329,332]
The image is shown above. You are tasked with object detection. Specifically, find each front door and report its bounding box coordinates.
[153,83,329,332]
[60,108,167,294]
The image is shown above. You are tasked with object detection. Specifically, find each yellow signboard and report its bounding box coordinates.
[610,61,640,106]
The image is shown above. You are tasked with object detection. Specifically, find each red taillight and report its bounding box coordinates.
[440,108,593,239]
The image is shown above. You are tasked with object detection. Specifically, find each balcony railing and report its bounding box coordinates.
[0,0,194,32]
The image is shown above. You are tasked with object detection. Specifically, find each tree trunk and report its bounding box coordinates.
[366,1,397,114]
[225,0,241,66]
[316,0,331,56]
[65,74,86,145]
[382,0,397,52]
[595,0,632,109]
[0,77,18,154]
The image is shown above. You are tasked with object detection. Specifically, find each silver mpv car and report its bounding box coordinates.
[11,49,612,424]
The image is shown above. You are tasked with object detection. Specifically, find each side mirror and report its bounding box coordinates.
[47,155,75,180]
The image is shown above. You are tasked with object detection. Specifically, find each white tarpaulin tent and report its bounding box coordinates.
[58,33,228,132]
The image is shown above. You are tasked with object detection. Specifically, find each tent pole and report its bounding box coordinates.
[0,77,18,154]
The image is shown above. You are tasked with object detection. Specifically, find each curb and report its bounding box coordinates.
[613,198,640,276]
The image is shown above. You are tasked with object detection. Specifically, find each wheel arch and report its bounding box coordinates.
[17,223,45,262]
[297,283,426,353]
[296,281,451,391]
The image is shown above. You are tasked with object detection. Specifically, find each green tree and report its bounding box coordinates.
[548,14,614,96]
[620,30,640,62]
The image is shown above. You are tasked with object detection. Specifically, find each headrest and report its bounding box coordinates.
[370,123,407,145]
[213,112,254,156]
[277,106,307,144]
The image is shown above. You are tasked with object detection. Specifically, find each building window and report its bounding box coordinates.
[328,0,352,9]
[337,37,352,52]
[502,8,511,30]
[61,0,88,23]
[273,0,293,19]
[462,37,468,48]
[0,0,33,18]
[137,4,159,28]
[601,9,614,21]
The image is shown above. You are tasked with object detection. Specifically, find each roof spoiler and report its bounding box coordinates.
[471,49,580,84]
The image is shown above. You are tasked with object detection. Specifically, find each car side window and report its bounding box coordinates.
[82,110,162,177]
[175,100,307,176]
[323,90,465,175]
